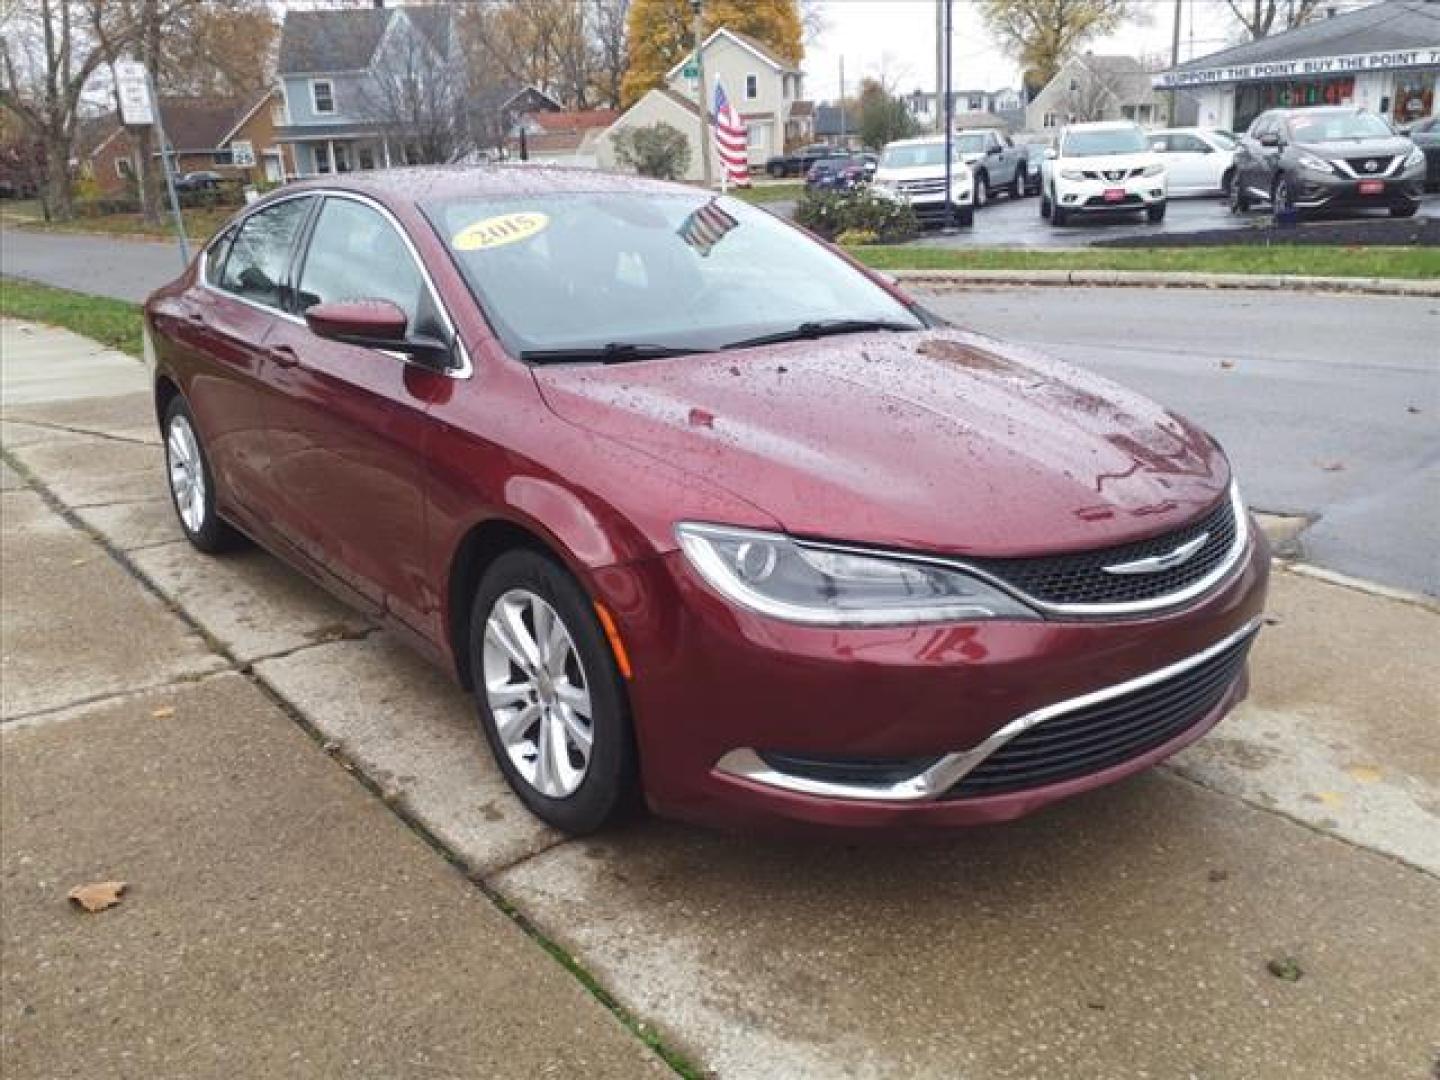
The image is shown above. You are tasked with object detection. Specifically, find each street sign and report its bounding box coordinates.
[115,61,154,126]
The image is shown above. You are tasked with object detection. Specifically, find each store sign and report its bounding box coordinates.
[114,60,154,126]
[1154,47,1440,88]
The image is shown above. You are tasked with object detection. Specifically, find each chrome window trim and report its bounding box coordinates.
[197,188,473,380]
[796,481,1250,620]
[713,615,1263,803]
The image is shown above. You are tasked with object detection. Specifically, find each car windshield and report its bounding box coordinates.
[953,133,988,153]
[425,193,923,359]
[880,142,960,167]
[1288,112,1393,142]
[1062,127,1148,157]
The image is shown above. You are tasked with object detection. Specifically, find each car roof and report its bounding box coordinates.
[277,164,688,204]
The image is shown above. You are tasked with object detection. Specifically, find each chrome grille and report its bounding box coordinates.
[897,178,947,196]
[966,492,1241,610]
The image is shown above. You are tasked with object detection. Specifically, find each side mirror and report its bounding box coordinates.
[1258,131,1282,148]
[305,299,452,369]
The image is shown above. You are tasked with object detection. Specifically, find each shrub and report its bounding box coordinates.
[794,187,918,244]
[612,121,692,181]
[835,228,880,246]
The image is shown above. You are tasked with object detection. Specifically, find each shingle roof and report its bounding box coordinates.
[159,98,253,150]
[1173,0,1440,72]
[532,110,620,132]
[277,6,451,75]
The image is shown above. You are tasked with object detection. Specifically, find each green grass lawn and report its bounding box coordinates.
[733,181,804,204]
[853,244,1440,280]
[1,277,143,358]
[15,205,235,244]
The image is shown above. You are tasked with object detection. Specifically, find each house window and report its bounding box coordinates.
[968,95,983,110]
[231,140,255,167]
[313,142,332,174]
[212,150,234,166]
[311,79,335,115]
[115,158,133,179]
[1043,113,1058,128]
[745,74,758,100]
[333,142,352,173]
[358,145,375,170]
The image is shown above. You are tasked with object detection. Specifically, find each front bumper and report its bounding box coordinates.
[1054,175,1166,212]
[1289,165,1424,209]
[597,522,1270,831]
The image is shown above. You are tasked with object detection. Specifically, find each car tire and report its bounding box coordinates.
[162,396,240,554]
[469,548,637,835]
[1273,175,1302,220]
[974,173,988,208]
[1040,190,1052,219]
[956,205,975,228]
[1051,202,1069,227]
[1229,172,1249,213]
[1011,172,1025,199]
[1146,201,1167,223]
[1220,167,1235,201]
[1390,202,1418,218]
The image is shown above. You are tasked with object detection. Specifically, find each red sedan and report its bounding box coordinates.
[144,167,1268,834]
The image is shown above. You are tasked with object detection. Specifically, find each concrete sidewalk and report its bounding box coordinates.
[4,318,1439,1078]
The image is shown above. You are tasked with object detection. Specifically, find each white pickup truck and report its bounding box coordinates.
[871,136,975,228]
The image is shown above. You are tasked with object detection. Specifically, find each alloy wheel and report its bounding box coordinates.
[166,414,207,534]
[482,588,594,798]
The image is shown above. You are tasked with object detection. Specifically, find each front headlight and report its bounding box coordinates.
[1142,163,1165,177]
[1296,152,1334,174]
[676,523,1039,625]
[1059,168,1085,181]
[1403,146,1424,168]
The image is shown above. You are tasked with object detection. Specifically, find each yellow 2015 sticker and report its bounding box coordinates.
[451,212,549,251]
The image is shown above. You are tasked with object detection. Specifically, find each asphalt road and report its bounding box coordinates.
[922,287,1439,595]
[3,225,1436,594]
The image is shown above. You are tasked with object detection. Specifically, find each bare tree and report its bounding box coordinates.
[358,20,469,164]
[591,0,629,109]
[1061,63,1129,122]
[1224,0,1322,41]
[0,0,136,218]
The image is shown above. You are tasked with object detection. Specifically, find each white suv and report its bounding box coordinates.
[872,136,975,228]
[1041,121,1167,226]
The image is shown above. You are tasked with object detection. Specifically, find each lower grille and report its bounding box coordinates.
[945,630,1255,798]
[757,751,941,785]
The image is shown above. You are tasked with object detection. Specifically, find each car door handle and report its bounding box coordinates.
[267,344,301,369]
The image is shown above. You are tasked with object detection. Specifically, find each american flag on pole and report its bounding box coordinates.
[713,82,750,189]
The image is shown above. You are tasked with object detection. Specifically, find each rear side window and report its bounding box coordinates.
[295,198,430,333]
[218,197,312,309]
[204,227,235,283]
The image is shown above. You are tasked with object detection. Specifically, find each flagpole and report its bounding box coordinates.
[692,0,712,189]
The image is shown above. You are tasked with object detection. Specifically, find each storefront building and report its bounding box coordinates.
[1156,0,1439,132]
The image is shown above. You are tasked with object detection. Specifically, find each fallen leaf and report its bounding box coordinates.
[1407,405,1421,415]
[1266,956,1303,982]
[1219,359,1235,369]
[1347,765,1382,784]
[150,706,175,719]
[1318,461,1346,472]
[68,881,127,913]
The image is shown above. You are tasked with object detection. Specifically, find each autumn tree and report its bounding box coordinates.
[621,0,803,107]
[856,78,917,150]
[980,0,1134,97]
[359,17,469,164]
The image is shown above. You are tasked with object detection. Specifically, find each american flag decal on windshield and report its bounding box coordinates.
[677,199,739,257]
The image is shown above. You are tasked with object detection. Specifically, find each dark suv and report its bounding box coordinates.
[1230,106,1425,218]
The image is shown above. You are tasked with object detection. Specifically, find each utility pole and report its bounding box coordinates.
[1168,0,1184,124]
[942,0,954,230]
[692,0,712,188]
[934,0,945,133]
[838,57,846,146]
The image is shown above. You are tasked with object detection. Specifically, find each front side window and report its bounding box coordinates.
[297,198,430,333]
[1170,133,1208,153]
[312,79,335,115]
[217,197,312,308]
[425,193,922,358]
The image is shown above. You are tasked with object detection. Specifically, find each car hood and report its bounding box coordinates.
[1056,151,1160,171]
[1302,136,1413,160]
[533,330,1229,558]
[874,163,969,182]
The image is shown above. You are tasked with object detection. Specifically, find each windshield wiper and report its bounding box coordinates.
[722,319,916,351]
[520,342,714,364]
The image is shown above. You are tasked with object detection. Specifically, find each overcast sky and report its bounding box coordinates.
[802,0,1253,100]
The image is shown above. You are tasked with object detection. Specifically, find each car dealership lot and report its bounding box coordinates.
[3,319,1438,1078]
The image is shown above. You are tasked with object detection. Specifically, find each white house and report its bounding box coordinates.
[1026,55,1169,132]
[598,28,811,179]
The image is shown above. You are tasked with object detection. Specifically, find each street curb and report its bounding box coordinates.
[1279,560,1440,613]
[894,268,1440,296]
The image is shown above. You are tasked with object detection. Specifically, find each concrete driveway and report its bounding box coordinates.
[3,319,1438,1079]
